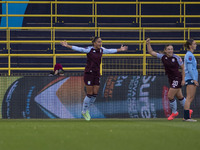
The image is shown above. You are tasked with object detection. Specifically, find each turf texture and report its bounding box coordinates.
[0,119,199,150]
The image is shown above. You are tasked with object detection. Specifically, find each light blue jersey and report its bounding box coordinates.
[184,51,198,81]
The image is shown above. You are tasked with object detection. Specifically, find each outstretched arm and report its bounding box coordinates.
[103,45,128,54]
[146,38,157,57]
[60,40,72,49]
[60,40,90,53]
[117,45,128,52]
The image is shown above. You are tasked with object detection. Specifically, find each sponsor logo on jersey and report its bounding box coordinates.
[189,56,192,61]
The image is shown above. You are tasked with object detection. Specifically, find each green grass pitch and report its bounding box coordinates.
[0,119,199,150]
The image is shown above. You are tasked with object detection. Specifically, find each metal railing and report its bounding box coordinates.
[1,1,200,75]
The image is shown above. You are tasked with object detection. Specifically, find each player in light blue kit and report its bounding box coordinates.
[184,39,199,122]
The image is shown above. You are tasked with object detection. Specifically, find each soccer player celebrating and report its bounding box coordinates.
[183,39,198,122]
[61,37,128,121]
[146,38,189,120]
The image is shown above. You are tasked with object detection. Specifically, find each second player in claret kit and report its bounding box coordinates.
[146,38,195,121]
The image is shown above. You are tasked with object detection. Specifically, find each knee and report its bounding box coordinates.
[87,91,93,96]
[86,87,94,95]
[92,89,98,95]
[93,91,98,95]
[93,87,100,95]
[168,95,174,101]
[176,93,184,100]
[186,95,194,101]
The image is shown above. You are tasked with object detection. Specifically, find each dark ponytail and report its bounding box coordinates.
[91,37,100,46]
[184,39,194,50]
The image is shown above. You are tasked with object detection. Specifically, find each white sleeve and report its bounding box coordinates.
[156,53,164,59]
[174,54,183,66]
[102,47,118,54]
[71,46,91,53]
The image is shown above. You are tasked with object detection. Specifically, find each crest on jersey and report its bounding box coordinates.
[172,58,175,62]
[100,49,102,53]
[88,81,91,85]
[165,57,167,59]
[189,56,192,61]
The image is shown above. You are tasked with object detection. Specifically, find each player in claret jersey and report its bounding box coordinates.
[61,37,128,121]
[146,38,192,121]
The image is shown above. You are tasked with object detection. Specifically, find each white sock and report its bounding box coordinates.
[82,96,91,113]
[179,97,186,108]
[90,95,97,107]
[169,99,177,114]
